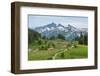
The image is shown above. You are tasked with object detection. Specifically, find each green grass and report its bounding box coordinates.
[28,39,88,60]
[55,45,88,59]
[28,49,60,60]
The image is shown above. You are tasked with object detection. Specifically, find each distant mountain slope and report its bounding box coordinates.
[32,22,88,40]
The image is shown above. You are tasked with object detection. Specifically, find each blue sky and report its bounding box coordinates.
[28,15,88,29]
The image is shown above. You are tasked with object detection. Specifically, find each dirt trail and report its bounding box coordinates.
[52,46,73,60]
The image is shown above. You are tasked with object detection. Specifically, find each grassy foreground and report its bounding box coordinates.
[28,39,88,60]
[54,45,88,59]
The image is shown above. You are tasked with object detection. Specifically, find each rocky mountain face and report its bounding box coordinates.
[33,22,88,40]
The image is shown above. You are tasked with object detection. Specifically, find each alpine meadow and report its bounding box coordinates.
[28,15,88,60]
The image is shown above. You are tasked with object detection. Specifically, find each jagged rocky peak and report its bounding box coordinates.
[67,24,80,31]
[46,22,57,28]
[58,23,62,26]
[51,22,56,25]
[68,24,73,28]
[67,24,73,30]
[33,22,88,40]
[57,23,64,27]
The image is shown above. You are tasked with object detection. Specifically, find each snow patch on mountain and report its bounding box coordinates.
[33,22,88,40]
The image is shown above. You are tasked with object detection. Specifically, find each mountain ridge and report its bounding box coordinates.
[32,22,88,40]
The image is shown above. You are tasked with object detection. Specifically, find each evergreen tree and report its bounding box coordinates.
[84,34,88,45]
[28,28,41,44]
[57,34,65,40]
[79,32,88,45]
[49,36,56,40]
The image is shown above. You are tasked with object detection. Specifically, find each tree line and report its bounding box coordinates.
[28,28,88,45]
[75,32,88,45]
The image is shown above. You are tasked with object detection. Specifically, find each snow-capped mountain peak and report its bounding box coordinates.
[35,22,66,32]
[33,22,88,40]
[45,22,56,28]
